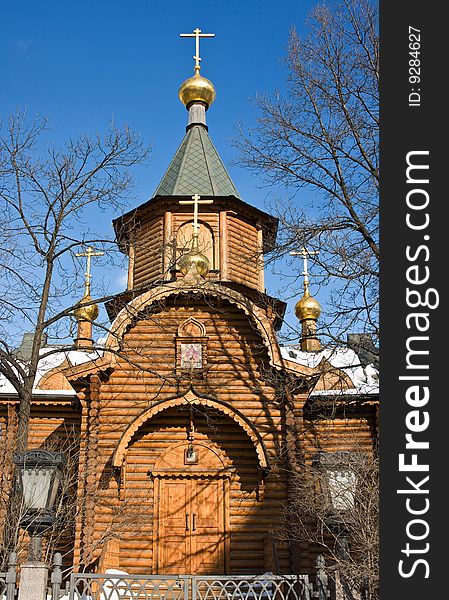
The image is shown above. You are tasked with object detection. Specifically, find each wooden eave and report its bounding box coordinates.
[0,392,80,409]
[303,391,379,418]
[61,354,116,386]
[279,355,366,394]
[104,280,286,327]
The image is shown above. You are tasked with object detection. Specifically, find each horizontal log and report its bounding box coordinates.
[226,261,259,275]
[133,259,163,274]
[134,256,162,270]
[133,274,160,286]
[174,213,219,226]
[228,218,258,235]
[135,226,163,239]
[124,325,261,336]
[134,242,162,256]
[121,328,262,340]
[133,261,162,273]
[133,272,161,285]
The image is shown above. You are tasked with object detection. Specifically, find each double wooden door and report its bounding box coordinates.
[156,477,226,574]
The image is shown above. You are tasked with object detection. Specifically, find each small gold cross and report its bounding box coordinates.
[290,247,319,291]
[75,247,104,293]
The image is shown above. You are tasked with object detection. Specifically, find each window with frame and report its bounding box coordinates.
[175,318,208,373]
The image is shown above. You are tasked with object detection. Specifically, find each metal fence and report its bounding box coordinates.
[67,573,189,600]
[64,573,314,600]
[192,575,311,600]
[0,552,17,600]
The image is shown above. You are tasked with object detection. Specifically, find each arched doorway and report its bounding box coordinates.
[152,441,231,574]
[112,391,270,574]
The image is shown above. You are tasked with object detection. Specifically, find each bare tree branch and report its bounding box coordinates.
[236,0,379,344]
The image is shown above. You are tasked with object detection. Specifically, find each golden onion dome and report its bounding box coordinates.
[178,249,211,278]
[295,290,322,322]
[74,292,99,322]
[178,72,216,108]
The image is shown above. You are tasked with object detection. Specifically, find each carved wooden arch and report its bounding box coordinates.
[152,440,230,475]
[103,281,282,369]
[177,317,206,338]
[112,389,270,471]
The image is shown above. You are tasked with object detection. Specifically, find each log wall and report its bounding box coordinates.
[132,215,164,288]
[290,399,378,575]
[0,301,377,576]
[227,215,260,290]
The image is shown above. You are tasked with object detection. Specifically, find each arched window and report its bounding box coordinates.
[178,318,206,338]
[176,220,215,269]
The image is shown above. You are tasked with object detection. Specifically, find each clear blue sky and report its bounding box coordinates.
[0,0,318,340]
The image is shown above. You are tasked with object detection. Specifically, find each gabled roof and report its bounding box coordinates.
[153,124,240,198]
[0,348,101,398]
[279,345,379,397]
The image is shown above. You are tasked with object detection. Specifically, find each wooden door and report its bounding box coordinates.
[158,479,191,572]
[157,477,226,574]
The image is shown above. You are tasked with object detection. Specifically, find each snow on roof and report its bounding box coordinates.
[280,345,379,396]
[0,346,104,397]
[1,341,378,400]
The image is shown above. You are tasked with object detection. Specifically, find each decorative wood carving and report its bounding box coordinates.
[112,390,270,471]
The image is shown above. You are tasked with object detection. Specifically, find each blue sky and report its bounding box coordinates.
[1,0,319,339]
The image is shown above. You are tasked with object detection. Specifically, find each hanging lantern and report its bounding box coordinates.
[14,450,66,532]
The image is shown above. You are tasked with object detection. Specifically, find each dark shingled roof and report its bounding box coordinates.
[153,124,240,198]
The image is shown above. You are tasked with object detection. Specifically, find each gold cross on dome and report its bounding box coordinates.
[75,247,104,293]
[180,28,215,73]
[290,247,319,291]
[179,194,213,238]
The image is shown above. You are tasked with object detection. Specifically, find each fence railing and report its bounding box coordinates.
[192,575,312,600]
[0,552,17,600]
[1,552,329,600]
[67,573,190,600]
[63,573,315,600]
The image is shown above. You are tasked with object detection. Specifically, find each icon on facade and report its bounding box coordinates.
[180,343,202,369]
[184,444,198,464]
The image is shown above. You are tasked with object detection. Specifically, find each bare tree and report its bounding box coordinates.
[0,425,152,577]
[281,449,379,600]
[237,0,379,344]
[0,110,150,452]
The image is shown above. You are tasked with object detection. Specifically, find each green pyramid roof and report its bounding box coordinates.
[154,124,240,199]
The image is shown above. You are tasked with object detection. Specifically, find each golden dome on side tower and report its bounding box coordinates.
[295,289,322,322]
[74,292,99,322]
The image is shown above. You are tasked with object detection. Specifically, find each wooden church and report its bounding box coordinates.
[0,30,378,579]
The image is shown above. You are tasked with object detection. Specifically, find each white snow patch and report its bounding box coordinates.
[280,345,378,395]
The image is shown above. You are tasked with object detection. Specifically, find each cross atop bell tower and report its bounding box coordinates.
[180,28,215,74]
[179,194,214,239]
